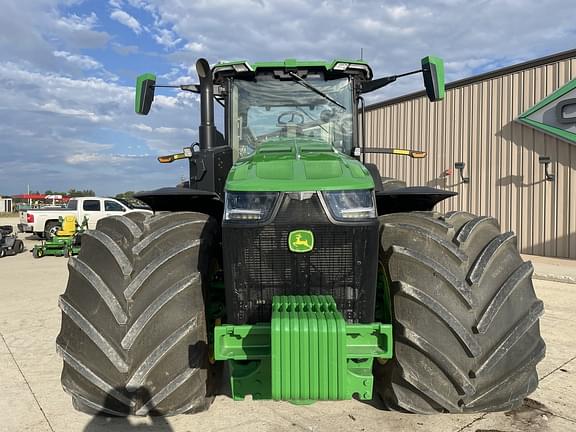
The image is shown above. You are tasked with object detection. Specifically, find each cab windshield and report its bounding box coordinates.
[229,77,353,158]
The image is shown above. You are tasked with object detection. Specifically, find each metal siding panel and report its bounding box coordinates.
[442,85,455,212]
[489,78,499,231]
[497,76,506,234]
[543,65,557,257]
[499,75,512,236]
[481,80,490,216]
[556,139,571,258]
[558,60,573,258]
[404,101,411,185]
[440,91,449,213]
[570,144,576,258]
[397,102,404,181]
[519,69,534,255]
[564,57,575,259]
[556,62,569,258]
[458,85,466,211]
[532,66,546,256]
[364,55,576,257]
[509,73,520,236]
[462,85,472,212]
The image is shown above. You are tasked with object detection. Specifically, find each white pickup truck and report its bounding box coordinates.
[18,197,152,239]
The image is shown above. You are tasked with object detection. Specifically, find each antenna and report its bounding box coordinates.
[360,48,364,61]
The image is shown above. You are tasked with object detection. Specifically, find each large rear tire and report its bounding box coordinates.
[56,212,221,416]
[375,211,545,413]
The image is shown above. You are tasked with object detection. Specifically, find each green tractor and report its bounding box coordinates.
[56,56,544,416]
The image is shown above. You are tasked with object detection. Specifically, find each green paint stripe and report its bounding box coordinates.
[517,117,576,143]
[519,78,576,118]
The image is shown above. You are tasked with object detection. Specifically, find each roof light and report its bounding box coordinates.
[333,62,349,71]
[233,63,251,73]
[331,62,372,79]
[214,62,254,76]
[347,63,372,79]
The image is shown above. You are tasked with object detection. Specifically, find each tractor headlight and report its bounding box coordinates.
[322,190,376,221]
[224,192,279,221]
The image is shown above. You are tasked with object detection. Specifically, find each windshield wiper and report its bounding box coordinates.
[288,72,347,110]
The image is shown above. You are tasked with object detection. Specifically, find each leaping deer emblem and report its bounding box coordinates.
[292,233,311,249]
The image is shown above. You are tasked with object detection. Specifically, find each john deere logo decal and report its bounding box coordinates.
[516,78,576,144]
[289,230,314,253]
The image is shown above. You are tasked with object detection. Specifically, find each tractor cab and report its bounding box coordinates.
[213,59,370,160]
[134,56,446,208]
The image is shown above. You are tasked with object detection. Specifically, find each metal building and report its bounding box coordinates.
[365,49,576,259]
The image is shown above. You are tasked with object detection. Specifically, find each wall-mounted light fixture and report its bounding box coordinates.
[539,156,555,181]
[454,162,469,183]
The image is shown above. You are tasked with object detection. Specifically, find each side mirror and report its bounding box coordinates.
[135,73,156,115]
[421,56,445,102]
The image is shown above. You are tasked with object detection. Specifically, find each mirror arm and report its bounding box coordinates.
[360,76,396,93]
[153,84,225,97]
[360,69,422,94]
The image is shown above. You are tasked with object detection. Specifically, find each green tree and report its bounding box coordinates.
[67,189,95,197]
[115,191,135,200]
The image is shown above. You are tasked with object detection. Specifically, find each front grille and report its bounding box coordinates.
[223,193,378,324]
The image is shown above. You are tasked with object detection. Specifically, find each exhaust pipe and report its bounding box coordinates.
[196,58,215,150]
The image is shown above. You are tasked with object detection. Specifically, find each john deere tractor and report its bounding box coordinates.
[56,56,545,416]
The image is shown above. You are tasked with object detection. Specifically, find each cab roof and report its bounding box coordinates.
[212,58,373,81]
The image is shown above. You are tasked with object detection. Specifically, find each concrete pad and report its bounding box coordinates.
[0,353,52,432]
[2,215,576,431]
[532,280,576,377]
[459,407,575,431]
[523,254,576,284]
[531,358,576,423]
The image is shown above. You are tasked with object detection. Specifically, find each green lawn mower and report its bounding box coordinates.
[56,56,544,416]
[33,216,87,258]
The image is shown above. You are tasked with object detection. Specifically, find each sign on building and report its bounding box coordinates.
[517,78,576,144]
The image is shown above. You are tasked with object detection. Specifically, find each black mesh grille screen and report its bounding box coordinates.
[223,193,378,324]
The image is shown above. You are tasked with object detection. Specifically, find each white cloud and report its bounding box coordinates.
[53,50,102,70]
[36,102,113,123]
[66,152,151,164]
[132,123,195,134]
[0,59,199,193]
[111,42,139,55]
[153,28,181,47]
[110,9,143,34]
[56,12,99,32]
[142,0,576,89]
[184,41,205,52]
[386,5,410,20]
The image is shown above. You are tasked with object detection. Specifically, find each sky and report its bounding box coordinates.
[0,0,575,196]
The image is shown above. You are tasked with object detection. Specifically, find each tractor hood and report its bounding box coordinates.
[225,139,374,192]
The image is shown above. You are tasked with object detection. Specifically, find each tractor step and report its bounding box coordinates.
[214,295,393,402]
